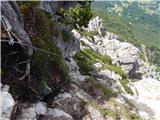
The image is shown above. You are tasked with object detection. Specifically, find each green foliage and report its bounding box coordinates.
[138,51,146,61]
[80,41,87,46]
[105,64,127,78]
[127,112,141,120]
[74,49,127,78]
[88,77,113,100]
[146,46,160,66]
[120,79,134,95]
[18,1,39,14]
[73,49,111,75]
[77,29,99,38]
[155,67,160,72]
[61,31,71,43]
[59,2,92,29]
[86,98,141,120]
[86,100,121,119]
[84,49,112,64]
[19,2,69,96]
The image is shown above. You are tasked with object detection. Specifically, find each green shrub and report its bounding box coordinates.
[80,41,87,46]
[89,77,113,99]
[84,49,112,64]
[127,112,141,120]
[138,51,146,61]
[86,100,120,119]
[61,31,71,43]
[77,30,99,38]
[74,49,127,78]
[73,49,112,75]
[58,2,92,29]
[105,64,127,78]
[120,79,134,95]
[155,67,160,72]
[19,2,69,97]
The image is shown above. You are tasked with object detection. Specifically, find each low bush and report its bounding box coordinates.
[73,49,111,75]
[106,64,127,78]
[61,31,71,43]
[120,79,134,95]
[74,49,127,78]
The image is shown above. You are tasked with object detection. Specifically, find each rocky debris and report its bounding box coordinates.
[16,102,47,120]
[82,106,105,120]
[85,16,106,37]
[92,62,122,80]
[51,88,89,120]
[122,78,160,120]
[0,85,15,120]
[138,60,160,80]
[66,58,88,83]
[138,111,150,120]
[42,108,74,120]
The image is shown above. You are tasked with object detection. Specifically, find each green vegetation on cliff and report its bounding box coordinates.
[73,49,127,78]
[83,77,113,100]
[19,1,69,97]
[58,1,92,29]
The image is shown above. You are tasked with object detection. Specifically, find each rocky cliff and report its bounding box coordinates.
[1,1,160,120]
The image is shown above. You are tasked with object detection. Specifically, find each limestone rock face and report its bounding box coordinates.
[40,1,77,15]
[138,60,160,80]
[80,17,140,78]
[92,62,122,80]
[66,58,88,83]
[0,85,15,120]
[1,1,33,56]
[86,16,106,37]
[55,29,80,59]
[40,1,80,59]
[123,78,160,120]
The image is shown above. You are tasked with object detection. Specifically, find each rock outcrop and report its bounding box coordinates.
[16,102,47,120]
[1,2,160,120]
[122,78,160,120]
[1,1,33,56]
[0,84,15,120]
[75,17,160,120]
[78,17,140,78]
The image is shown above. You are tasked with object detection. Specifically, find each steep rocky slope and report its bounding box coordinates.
[1,1,160,120]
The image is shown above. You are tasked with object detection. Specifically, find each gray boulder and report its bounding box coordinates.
[122,78,160,120]
[43,108,74,120]
[16,102,47,120]
[0,85,15,120]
